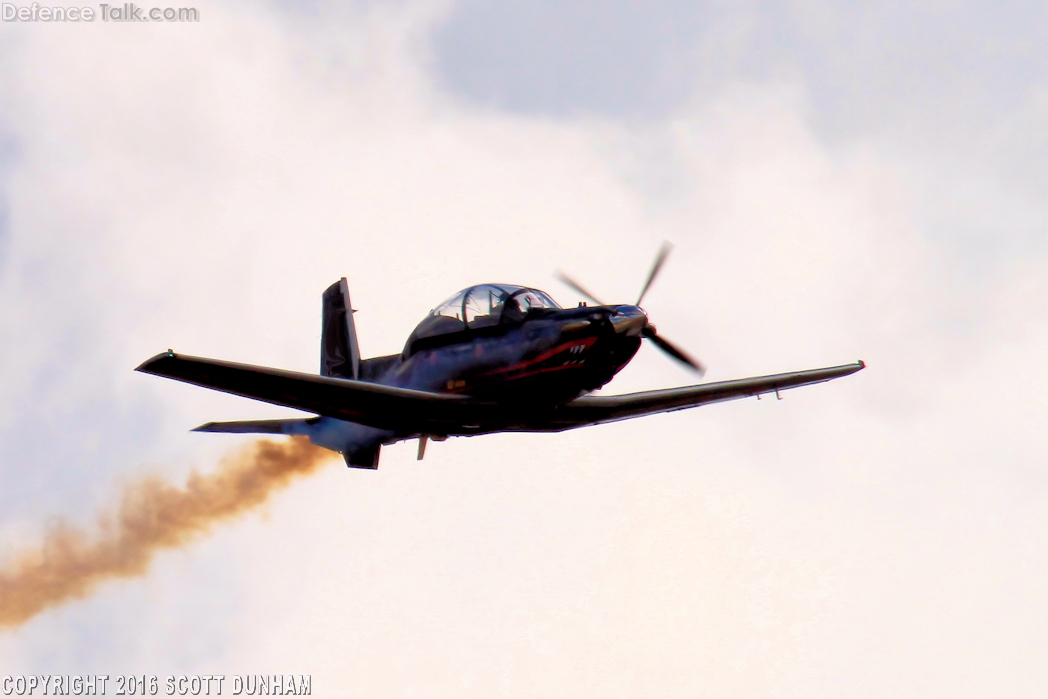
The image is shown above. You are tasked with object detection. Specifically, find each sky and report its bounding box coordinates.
[1,0,1047,695]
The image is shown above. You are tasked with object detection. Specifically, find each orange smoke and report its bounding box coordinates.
[0,436,335,630]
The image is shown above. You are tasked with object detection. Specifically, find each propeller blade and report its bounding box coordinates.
[642,326,705,375]
[636,241,672,307]
[555,271,606,306]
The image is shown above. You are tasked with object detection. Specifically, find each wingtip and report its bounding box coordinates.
[134,349,177,373]
[858,359,866,369]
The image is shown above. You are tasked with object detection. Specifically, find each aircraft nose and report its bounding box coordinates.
[610,306,648,337]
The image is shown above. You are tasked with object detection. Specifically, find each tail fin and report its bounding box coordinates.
[321,278,360,379]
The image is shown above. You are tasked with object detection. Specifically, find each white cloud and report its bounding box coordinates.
[1,1,1046,696]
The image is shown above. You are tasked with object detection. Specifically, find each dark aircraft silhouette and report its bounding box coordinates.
[137,245,864,468]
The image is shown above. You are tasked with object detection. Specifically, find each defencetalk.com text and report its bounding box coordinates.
[2,3,199,21]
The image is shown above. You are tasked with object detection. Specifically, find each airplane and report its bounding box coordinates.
[136,244,864,468]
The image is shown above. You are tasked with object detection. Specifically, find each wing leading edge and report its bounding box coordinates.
[137,351,864,437]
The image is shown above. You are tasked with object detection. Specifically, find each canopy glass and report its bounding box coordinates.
[413,284,561,340]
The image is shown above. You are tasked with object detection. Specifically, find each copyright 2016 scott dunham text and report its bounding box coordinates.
[2,675,311,696]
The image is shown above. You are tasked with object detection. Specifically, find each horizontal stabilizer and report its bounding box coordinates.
[192,419,313,435]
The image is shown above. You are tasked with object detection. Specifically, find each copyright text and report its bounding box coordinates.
[1,675,311,696]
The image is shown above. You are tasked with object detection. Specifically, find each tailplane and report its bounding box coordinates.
[194,417,385,470]
[193,419,313,435]
[321,278,361,379]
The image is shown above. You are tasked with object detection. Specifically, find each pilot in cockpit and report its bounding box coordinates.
[501,290,545,323]
[502,294,524,323]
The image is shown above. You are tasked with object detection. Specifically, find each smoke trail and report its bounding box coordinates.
[0,436,335,630]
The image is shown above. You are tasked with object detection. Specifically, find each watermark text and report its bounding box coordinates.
[1,3,199,21]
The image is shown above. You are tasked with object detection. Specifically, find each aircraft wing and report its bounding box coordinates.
[137,351,863,437]
[515,361,866,433]
[135,351,494,434]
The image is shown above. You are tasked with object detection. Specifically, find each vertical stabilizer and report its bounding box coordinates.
[321,278,360,379]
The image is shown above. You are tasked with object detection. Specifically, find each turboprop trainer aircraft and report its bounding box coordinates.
[136,245,864,468]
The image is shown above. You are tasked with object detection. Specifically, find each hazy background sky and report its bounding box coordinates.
[1,1,1046,696]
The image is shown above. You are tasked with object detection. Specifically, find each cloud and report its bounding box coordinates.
[1,1,1046,695]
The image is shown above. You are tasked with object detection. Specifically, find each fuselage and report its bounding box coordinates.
[379,303,647,404]
[289,283,650,464]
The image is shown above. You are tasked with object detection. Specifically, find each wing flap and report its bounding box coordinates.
[136,352,489,434]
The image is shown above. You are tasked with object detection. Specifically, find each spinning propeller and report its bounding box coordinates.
[557,242,705,375]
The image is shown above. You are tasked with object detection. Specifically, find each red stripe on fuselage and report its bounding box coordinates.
[481,336,598,378]
[443,336,599,393]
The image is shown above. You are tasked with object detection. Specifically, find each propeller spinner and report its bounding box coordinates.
[556,242,705,375]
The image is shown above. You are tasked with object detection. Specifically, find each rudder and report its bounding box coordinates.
[321,278,361,379]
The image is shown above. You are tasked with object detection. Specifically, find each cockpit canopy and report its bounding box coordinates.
[411,284,561,344]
